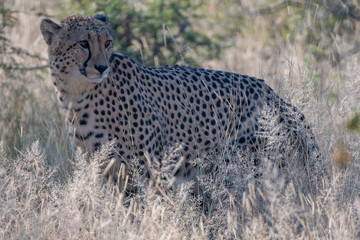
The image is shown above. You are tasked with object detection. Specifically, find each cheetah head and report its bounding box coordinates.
[40,14,113,89]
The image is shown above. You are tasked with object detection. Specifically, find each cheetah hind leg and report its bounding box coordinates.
[256,97,322,193]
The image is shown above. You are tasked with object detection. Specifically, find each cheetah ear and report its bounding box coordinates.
[93,14,109,25]
[40,18,61,45]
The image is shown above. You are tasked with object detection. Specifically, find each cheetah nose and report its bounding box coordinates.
[94,65,109,74]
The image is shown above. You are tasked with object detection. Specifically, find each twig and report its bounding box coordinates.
[339,0,360,21]
[11,65,48,71]
[332,41,360,65]
[240,1,312,16]
[241,0,360,22]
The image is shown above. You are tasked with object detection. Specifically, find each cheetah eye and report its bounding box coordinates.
[79,40,89,48]
[105,40,112,48]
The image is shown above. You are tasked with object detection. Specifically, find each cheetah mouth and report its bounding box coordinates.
[86,74,108,83]
[86,77,105,84]
[81,69,110,83]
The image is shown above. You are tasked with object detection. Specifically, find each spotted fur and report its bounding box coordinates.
[40,14,319,188]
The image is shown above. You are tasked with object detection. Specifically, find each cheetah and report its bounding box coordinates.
[40,14,319,189]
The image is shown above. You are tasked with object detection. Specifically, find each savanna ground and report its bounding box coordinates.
[1,0,360,239]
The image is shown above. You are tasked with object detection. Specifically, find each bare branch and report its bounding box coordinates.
[332,41,360,66]
[339,0,360,21]
[13,65,48,71]
[1,64,49,72]
[240,1,312,16]
[241,0,360,21]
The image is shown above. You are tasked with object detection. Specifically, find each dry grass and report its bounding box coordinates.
[1,0,360,239]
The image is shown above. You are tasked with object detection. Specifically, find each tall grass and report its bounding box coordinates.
[1,0,360,239]
[1,118,359,238]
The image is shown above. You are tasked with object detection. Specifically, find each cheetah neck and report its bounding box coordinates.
[51,73,96,113]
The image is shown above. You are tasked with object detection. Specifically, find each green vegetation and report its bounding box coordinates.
[62,0,360,69]
[65,0,222,65]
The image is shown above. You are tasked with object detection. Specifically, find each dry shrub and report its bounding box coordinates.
[1,99,360,239]
[0,142,207,239]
